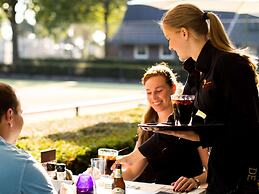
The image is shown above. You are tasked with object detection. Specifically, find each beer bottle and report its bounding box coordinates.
[112,163,125,194]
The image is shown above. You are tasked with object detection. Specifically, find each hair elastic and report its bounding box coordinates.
[203,12,209,20]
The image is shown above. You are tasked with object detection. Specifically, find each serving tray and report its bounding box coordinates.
[138,123,224,132]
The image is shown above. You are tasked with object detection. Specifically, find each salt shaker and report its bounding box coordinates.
[46,162,56,179]
[56,163,66,180]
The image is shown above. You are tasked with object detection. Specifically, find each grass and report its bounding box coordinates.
[17,107,145,174]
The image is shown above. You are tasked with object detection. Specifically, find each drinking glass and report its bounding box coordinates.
[90,158,105,179]
[98,148,118,175]
[171,94,195,126]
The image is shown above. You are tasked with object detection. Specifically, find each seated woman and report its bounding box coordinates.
[114,63,208,192]
[0,82,69,194]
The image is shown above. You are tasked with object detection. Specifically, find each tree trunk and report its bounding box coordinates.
[4,0,19,65]
[9,0,19,65]
[104,0,110,58]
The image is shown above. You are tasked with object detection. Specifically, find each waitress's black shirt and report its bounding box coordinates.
[184,41,259,194]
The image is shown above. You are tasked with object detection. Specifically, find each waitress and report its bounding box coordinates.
[158,3,259,194]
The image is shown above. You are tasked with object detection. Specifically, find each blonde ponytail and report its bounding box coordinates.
[161,4,258,85]
[206,12,235,52]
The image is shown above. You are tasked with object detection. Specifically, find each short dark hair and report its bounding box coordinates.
[0,83,19,120]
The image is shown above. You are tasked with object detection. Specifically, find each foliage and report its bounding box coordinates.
[0,58,188,83]
[32,0,127,40]
[17,107,144,174]
[0,0,14,19]
[0,7,6,21]
[0,0,19,64]
[0,0,127,63]
[32,0,93,35]
[93,0,127,37]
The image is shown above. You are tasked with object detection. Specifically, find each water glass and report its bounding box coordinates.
[90,158,105,179]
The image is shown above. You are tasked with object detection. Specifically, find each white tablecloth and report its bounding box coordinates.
[99,180,206,194]
[61,176,206,194]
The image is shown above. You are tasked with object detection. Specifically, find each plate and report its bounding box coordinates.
[138,123,224,132]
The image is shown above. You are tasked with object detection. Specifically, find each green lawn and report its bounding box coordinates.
[18,107,144,174]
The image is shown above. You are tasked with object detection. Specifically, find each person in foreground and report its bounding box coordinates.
[114,63,208,192]
[0,82,70,194]
[158,4,259,194]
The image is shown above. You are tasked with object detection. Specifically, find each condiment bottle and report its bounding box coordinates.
[46,162,56,179]
[76,172,94,194]
[56,163,66,180]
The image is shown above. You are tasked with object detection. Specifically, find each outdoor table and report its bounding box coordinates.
[96,179,206,194]
[60,176,206,194]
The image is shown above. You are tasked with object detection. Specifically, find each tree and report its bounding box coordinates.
[0,0,19,65]
[0,0,126,62]
[94,0,126,57]
[33,0,126,58]
[32,0,95,35]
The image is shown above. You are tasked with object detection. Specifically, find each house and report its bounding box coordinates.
[108,5,259,60]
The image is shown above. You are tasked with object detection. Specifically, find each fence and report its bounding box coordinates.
[23,95,146,123]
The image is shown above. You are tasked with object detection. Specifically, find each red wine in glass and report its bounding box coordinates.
[171,95,195,126]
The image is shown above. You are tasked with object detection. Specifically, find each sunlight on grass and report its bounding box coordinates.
[17,107,145,173]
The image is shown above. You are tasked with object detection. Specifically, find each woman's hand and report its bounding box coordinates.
[155,130,200,141]
[111,155,130,171]
[59,183,75,194]
[111,149,148,181]
[172,176,199,192]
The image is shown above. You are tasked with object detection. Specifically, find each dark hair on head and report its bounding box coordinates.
[0,83,18,120]
[141,62,177,87]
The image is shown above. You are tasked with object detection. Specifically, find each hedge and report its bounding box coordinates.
[17,107,144,174]
[0,59,188,83]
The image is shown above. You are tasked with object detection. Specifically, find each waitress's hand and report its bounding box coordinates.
[155,130,200,141]
[172,176,199,192]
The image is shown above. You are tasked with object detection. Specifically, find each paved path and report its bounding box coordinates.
[0,78,146,123]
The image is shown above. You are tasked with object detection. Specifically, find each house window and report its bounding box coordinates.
[247,22,259,32]
[134,45,149,59]
[159,45,175,60]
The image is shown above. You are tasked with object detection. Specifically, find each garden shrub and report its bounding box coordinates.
[17,108,143,174]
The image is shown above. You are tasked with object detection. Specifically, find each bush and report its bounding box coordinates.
[0,59,188,83]
[17,107,144,174]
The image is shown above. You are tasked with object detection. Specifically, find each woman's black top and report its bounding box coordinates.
[138,133,203,185]
[184,41,259,194]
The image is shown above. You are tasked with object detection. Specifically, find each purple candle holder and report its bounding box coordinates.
[76,173,94,194]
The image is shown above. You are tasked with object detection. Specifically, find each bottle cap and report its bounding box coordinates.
[56,163,66,172]
[115,163,122,168]
[47,162,56,171]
